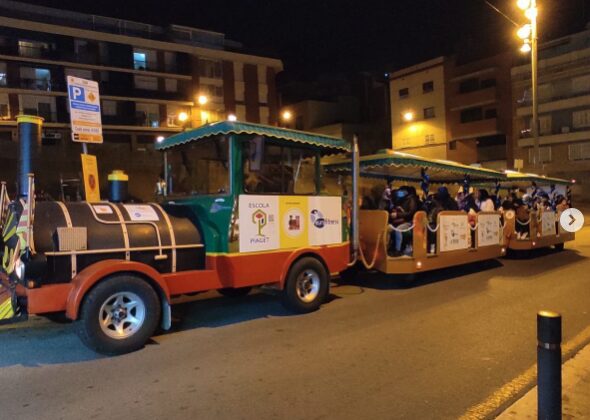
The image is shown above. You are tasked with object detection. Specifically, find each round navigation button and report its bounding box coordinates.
[560,208,584,233]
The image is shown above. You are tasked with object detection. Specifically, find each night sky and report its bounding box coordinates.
[19,0,590,80]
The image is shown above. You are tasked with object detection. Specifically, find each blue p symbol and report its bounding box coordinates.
[69,85,85,101]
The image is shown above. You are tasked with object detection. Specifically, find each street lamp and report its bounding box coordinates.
[178,111,189,123]
[198,95,208,106]
[403,111,414,122]
[156,135,165,143]
[281,110,292,122]
[228,114,237,122]
[517,0,539,167]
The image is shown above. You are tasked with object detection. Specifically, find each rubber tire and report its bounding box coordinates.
[75,275,161,356]
[554,243,565,252]
[282,257,329,314]
[218,287,253,298]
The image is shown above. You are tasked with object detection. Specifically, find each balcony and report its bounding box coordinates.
[19,78,64,92]
[516,91,590,117]
[518,126,590,147]
[451,117,500,140]
[448,86,498,111]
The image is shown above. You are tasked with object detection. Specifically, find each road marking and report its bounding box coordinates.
[460,323,590,420]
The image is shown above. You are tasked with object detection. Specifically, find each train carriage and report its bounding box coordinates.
[324,150,508,275]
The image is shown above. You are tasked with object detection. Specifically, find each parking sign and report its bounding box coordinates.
[66,76,103,144]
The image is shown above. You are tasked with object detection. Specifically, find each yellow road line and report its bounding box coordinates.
[460,324,590,419]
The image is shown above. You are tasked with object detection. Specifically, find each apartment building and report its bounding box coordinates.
[512,24,590,195]
[445,52,514,169]
[0,0,282,199]
[389,57,448,159]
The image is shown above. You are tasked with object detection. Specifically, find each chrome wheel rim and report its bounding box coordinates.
[99,292,145,340]
[295,269,321,303]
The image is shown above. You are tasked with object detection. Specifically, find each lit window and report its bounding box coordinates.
[133,51,147,70]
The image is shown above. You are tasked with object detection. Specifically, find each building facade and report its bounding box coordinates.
[389,57,448,160]
[280,72,391,154]
[445,52,514,169]
[0,0,282,200]
[512,25,590,195]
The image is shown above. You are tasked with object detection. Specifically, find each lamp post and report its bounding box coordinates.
[281,110,292,128]
[517,0,539,167]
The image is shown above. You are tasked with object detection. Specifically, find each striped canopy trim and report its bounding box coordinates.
[155,121,350,153]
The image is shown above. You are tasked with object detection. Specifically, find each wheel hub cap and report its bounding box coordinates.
[99,292,146,340]
[295,270,320,303]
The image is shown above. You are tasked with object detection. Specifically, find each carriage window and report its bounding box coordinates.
[167,136,229,195]
[243,137,318,195]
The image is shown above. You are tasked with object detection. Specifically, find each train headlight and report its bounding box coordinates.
[14,258,25,280]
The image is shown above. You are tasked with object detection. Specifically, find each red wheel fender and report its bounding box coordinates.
[65,260,171,320]
[279,250,327,287]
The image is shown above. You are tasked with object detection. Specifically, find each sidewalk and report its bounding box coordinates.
[497,343,590,419]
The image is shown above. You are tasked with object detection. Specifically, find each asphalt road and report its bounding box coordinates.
[1,228,590,420]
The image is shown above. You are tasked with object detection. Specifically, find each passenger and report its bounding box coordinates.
[556,195,569,213]
[389,186,420,256]
[379,182,394,211]
[477,189,495,212]
[427,187,458,253]
[514,198,530,240]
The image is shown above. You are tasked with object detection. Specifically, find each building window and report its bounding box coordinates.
[569,142,590,160]
[539,115,552,135]
[19,95,56,122]
[164,78,178,92]
[398,88,409,99]
[20,67,52,91]
[528,146,552,164]
[484,108,497,119]
[449,140,457,150]
[572,109,590,129]
[425,134,435,144]
[0,93,10,120]
[133,75,158,90]
[65,68,93,80]
[480,78,496,89]
[101,100,117,116]
[167,105,190,127]
[0,62,6,86]
[423,107,435,119]
[295,115,304,130]
[422,81,434,93]
[572,75,590,95]
[200,84,223,99]
[459,78,479,93]
[133,51,148,70]
[199,59,222,79]
[460,107,483,123]
[18,40,51,58]
[135,102,160,127]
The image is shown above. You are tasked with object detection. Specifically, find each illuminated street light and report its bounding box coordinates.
[198,95,209,106]
[403,111,414,122]
[178,111,189,123]
[516,0,539,167]
[520,42,532,53]
[228,114,237,122]
[517,0,531,10]
[281,110,292,121]
[156,135,165,143]
[517,24,531,39]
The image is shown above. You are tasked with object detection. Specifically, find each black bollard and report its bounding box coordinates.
[537,310,561,420]
[17,115,43,197]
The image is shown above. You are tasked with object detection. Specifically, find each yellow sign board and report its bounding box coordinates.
[81,154,100,202]
[279,196,308,249]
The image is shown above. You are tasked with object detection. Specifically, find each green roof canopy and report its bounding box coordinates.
[323,150,507,184]
[155,121,351,154]
[504,171,572,186]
